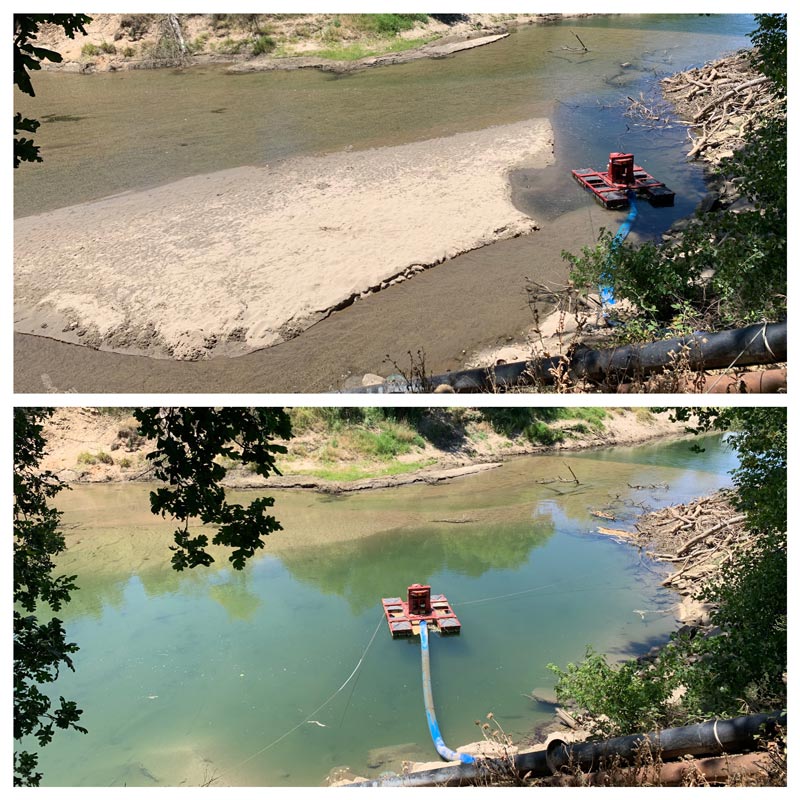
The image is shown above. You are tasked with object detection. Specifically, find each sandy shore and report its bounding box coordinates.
[15,119,552,361]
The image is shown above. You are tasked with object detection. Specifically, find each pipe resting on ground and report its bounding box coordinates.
[347,321,786,393]
[347,711,785,787]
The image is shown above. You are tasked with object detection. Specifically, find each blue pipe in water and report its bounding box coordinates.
[600,189,638,310]
[419,620,475,765]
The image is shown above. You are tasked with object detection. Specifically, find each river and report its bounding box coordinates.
[14,14,753,392]
[30,434,738,786]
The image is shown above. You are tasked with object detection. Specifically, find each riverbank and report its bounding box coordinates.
[36,13,568,75]
[40,407,685,488]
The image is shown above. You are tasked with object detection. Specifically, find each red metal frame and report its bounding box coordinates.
[572,152,675,209]
[381,584,462,637]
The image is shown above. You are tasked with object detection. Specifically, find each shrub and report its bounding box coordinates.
[118,13,152,41]
[99,41,116,54]
[548,646,682,736]
[356,13,428,36]
[251,34,276,56]
[524,421,564,446]
[76,451,113,465]
[80,42,101,57]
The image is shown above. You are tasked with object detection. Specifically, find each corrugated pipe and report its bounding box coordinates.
[347,711,785,787]
[346,321,786,393]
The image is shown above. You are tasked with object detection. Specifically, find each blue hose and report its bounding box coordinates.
[600,189,638,310]
[419,620,475,764]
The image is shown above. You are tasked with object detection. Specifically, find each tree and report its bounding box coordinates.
[13,409,84,786]
[14,14,92,168]
[13,407,292,785]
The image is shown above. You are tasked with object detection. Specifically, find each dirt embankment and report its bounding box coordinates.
[40,407,686,489]
[35,13,569,75]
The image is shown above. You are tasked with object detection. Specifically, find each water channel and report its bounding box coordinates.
[33,434,738,786]
[14,14,754,392]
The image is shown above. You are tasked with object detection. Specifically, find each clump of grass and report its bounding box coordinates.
[355,13,428,35]
[81,42,101,57]
[350,421,425,458]
[217,37,246,54]
[77,451,114,466]
[524,422,565,446]
[251,34,276,56]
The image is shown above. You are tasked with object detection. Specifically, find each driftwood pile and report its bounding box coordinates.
[660,50,784,164]
[632,490,748,594]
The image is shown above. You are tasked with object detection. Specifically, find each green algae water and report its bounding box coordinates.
[31,434,738,786]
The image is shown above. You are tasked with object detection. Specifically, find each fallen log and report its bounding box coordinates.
[348,322,786,394]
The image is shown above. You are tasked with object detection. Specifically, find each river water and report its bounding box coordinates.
[14,15,753,391]
[32,434,738,786]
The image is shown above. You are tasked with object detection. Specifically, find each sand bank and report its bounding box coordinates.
[15,118,553,361]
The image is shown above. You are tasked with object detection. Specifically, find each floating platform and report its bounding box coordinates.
[572,152,675,209]
[381,584,462,637]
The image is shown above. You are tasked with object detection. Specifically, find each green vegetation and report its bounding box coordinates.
[355,13,429,35]
[294,459,436,483]
[304,36,431,61]
[549,408,786,736]
[250,34,276,56]
[76,451,113,466]
[481,408,606,439]
[564,14,786,339]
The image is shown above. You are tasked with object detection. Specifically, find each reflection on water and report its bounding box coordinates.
[31,435,738,786]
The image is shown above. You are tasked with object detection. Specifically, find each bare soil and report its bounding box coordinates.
[40,407,684,488]
[35,13,566,73]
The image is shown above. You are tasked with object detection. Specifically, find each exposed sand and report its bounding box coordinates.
[15,119,553,361]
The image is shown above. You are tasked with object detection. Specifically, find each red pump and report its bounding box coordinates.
[572,151,675,209]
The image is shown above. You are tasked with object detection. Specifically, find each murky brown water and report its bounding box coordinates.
[14,15,752,392]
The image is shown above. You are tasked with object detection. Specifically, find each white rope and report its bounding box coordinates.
[214,613,384,781]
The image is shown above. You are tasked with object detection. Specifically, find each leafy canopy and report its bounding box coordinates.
[14,407,292,785]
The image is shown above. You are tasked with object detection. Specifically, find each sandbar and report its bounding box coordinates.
[15,118,553,360]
